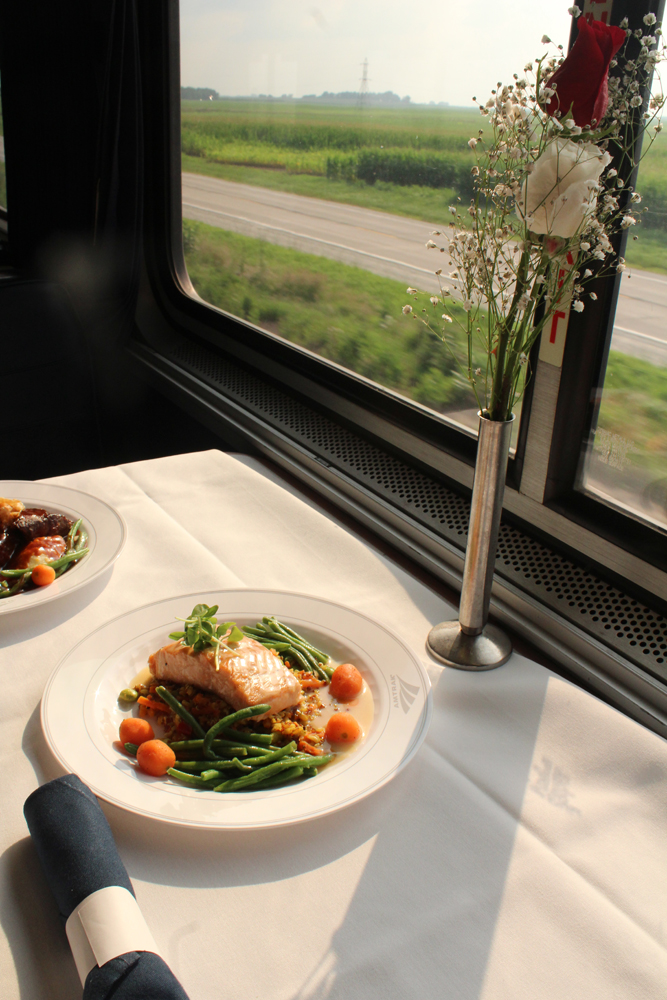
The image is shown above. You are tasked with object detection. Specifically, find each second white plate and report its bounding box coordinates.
[0,481,126,615]
[41,589,432,829]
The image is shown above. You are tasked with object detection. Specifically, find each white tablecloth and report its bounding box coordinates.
[2,450,667,1000]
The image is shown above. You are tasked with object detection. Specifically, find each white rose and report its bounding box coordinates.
[515,139,611,239]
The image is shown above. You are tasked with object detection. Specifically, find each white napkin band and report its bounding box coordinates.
[65,885,162,985]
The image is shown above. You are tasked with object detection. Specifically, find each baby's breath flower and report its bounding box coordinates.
[631,193,642,204]
[644,12,657,26]
[567,5,581,16]
[441,314,453,323]
[620,17,629,29]
[580,242,591,251]
[541,34,551,44]
[519,352,528,366]
[583,269,593,278]
[589,292,598,300]
[621,215,636,228]
[402,305,413,315]
[425,240,438,249]
[406,287,418,294]
[572,300,584,312]
[430,296,440,306]
[468,138,478,150]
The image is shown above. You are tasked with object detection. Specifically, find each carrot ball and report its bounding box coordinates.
[119,717,154,747]
[31,564,56,587]
[329,663,363,702]
[325,712,362,744]
[136,739,176,776]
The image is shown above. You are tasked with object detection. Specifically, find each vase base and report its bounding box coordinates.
[426,620,512,670]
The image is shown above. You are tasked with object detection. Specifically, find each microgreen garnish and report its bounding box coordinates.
[169,603,244,671]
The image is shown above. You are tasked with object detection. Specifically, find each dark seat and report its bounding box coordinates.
[1,277,103,480]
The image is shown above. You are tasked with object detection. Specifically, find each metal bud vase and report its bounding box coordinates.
[427,413,514,670]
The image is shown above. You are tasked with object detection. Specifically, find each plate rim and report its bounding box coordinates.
[41,587,433,830]
[0,480,126,614]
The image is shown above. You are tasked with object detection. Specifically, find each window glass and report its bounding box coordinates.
[179,0,570,438]
[579,130,667,532]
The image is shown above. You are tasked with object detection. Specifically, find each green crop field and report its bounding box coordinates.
[183,218,481,415]
[181,98,667,271]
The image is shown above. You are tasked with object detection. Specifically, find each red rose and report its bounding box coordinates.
[545,17,626,127]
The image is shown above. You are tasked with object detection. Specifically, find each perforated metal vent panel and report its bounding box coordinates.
[169,339,667,681]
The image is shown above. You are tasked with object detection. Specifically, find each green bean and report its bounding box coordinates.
[266,619,330,664]
[245,621,332,679]
[288,753,335,768]
[66,518,83,552]
[283,645,312,673]
[46,549,89,570]
[202,704,270,759]
[214,757,311,792]
[241,741,297,768]
[0,572,31,597]
[252,766,304,789]
[217,730,274,748]
[174,746,249,760]
[74,528,88,552]
[167,768,221,788]
[0,568,31,578]
[168,737,269,755]
[289,642,327,678]
[174,758,250,773]
[155,686,206,739]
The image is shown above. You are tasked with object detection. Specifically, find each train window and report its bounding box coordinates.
[579,146,667,533]
[178,0,570,442]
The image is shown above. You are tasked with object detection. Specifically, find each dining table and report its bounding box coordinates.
[2,448,667,1000]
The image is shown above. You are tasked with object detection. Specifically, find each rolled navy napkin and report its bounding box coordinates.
[24,774,190,1000]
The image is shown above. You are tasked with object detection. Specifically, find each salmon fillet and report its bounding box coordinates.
[148,635,301,719]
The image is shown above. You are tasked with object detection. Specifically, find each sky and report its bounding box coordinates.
[180,0,574,107]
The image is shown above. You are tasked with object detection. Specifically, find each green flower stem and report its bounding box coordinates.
[489,247,530,421]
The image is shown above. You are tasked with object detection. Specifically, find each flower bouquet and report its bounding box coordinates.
[422,8,665,670]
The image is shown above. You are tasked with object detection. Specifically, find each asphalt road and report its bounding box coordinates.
[183,172,667,366]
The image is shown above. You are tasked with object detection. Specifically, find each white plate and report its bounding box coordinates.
[42,589,432,830]
[0,481,126,615]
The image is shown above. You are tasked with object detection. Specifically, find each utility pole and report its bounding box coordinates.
[358,58,369,109]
